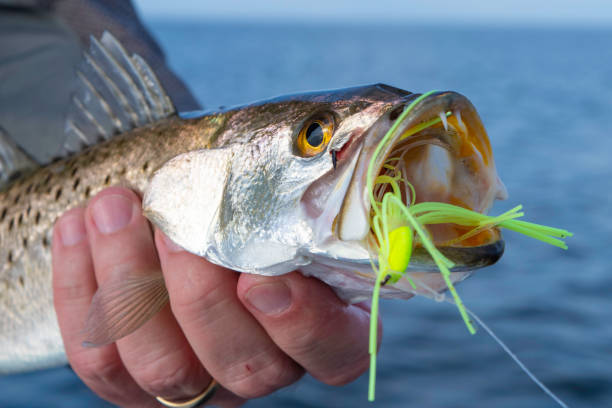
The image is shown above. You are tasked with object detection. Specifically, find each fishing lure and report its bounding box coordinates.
[366,91,573,401]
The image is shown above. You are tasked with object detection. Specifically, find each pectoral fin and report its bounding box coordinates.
[82,272,168,347]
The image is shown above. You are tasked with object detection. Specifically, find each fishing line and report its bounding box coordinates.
[391,278,570,408]
[450,299,570,408]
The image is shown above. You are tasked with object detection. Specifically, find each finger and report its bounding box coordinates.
[156,230,304,399]
[84,187,210,401]
[52,207,152,407]
[237,271,379,386]
[156,234,248,407]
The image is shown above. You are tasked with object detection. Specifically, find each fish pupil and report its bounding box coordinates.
[306,122,324,147]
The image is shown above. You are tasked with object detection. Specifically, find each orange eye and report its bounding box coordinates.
[296,115,334,157]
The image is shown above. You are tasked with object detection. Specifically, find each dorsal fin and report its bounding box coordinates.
[0,126,37,190]
[63,31,175,155]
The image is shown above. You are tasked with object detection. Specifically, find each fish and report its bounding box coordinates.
[0,32,507,374]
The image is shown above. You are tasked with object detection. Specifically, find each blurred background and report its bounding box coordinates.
[2,1,612,407]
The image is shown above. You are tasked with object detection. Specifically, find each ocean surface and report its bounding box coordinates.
[2,20,612,407]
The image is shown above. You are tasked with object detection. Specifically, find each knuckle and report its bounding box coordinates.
[118,344,206,398]
[318,359,368,386]
[71,349,126,388]
[223,351,301,399]
[287,307,337,352]
[283,308,371,386]
[170,269,234,323]
[135,361,197,397]
[52,265,93,306]
[53,276,89,306]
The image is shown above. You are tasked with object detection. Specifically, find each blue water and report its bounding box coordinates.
[3,21,612,407]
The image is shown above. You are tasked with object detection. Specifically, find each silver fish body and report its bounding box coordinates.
[0,84,506,374]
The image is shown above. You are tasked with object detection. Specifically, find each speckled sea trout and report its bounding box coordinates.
[0,33,507,373]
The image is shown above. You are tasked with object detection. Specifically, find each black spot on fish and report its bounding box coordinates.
[7,251,12,263]
[13,193,20,204]
[73,178,80,191]
[35,211,41,225]
[18,276,24,287]
[71,167,78,177]
[116,138,128,149]
[84,186,91,198]
[25,183,33,194]
[26,205,31,216]
[12,171,23,182]
[43,173,52,186]
[142,161,150,172]
[0,208,6,222]
[55,188,62,201]
[8,218,14,231]
[23,237,28,248]
[104,175,111,185]
[42,236,49,248]
[17,213,23,225]
[99,150,110,160]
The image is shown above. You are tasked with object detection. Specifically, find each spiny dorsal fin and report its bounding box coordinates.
[63,31,175,155]
[0,126,37,190]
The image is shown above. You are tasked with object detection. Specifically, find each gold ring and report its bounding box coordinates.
[156,379,219,408]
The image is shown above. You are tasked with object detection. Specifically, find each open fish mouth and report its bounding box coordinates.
[337,91,508,272]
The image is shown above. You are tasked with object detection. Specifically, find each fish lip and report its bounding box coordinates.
[334,90,506,271]
[411,240,505,272]
[308,239,504,272]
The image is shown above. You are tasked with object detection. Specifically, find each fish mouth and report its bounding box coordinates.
[337,91,508,272]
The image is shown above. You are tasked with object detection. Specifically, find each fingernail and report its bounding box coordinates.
[58,213,86,246]
[162,233,184,253]
[245,282,292,316]
[91,194,135,234]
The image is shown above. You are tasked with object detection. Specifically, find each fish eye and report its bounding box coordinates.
[296,113,334,157]
[306,123,324,147]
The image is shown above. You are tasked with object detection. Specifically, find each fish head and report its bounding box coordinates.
[143,85,508,301]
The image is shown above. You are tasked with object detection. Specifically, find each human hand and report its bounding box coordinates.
[52,186,379,407]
